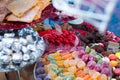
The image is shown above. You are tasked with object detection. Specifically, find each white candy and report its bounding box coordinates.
[19,37,28,45]
[23,54,30,61]
[3,48,12,55]
[26,35,33,43]
[0,55,11,63]
[2,38,14,48]
[22,46,28,53]
[4,33,15,38]
[12,53,22,63]
[27,44,36,51]
[0,42,2,51]
[12,42,22,52]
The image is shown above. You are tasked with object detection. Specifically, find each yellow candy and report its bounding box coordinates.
[55,76,63,80]
[68,66,77,74]
[69,60,77,66]
[63,68,68,72]
[76,77,84,80]
[48,70,57,79]
[115,52,120,58]
[64,60,70,68]
[57,60,64,67]
[63,72,73,76]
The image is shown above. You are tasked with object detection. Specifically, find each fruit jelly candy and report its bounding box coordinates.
[77,60,86,69]
[63,72,73,76]
[85,46,91,53]
[48,70,57,79]
[76,77,84,80]
[91,71,101,80]
[63,68,68,72]
[108,54,117,60]
[75,70,83,77]
[51,67,63,74]
[83,75,91,80]
[46,64,58,71]
[55,76,63,80]
[61,53,73,60]
[115,52,120,58]
[50,60,58,65]
[54,56,62,61]
[64,60,70,68]
[110,60,118,67]
[47,55,55,61]
[71,51,78,58]
[57,60,64,67]
[60,52,70,56]
[69,60,77,66]
[67,66,77,74]
[100,74,107,80]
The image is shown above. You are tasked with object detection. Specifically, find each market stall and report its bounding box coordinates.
[0,0,120,80]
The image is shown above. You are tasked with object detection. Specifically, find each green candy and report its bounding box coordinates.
[47,55,55,61]
[63,75,75,80]
[85,46,91,53]
[51,68,63,74]
[89,49,97,55]
[50,60,57,65]
[95,55,102,62]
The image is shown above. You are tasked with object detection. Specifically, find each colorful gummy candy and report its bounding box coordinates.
[35,48,110,80]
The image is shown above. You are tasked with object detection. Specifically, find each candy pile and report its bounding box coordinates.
[39,29,80,53]
[35,47,111,80]
[0,27,45,71]
[108,52,120,79]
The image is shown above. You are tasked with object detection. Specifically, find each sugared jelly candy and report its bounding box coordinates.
[63,68,68,72]
[47,55,55,61]
[91,72,101,80]
[77,60,86,69]
[53,53,62,60]
[71,51,78,58]
[48,70,57,79]
[69,60,77,66]
[55,76,63,80]
[67,66,77,74]
[115,52,120,58]
[110,60,118,67]
[108,54,117,60]
[57,60,64,67]
[63,72,73,76]
[100,74,107,80]
[64,60,70,68]
[47,64,58,71]
[76,77,84,80]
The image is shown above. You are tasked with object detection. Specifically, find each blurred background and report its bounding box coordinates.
[108,0,120,36]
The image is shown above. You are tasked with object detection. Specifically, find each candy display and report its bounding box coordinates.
[0,27,45,72]
[34,46,111,80]
[0,0,120,80]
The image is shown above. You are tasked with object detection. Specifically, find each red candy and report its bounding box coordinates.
[113,68,120,75]
[39,29,80,52]
[108,55,117,60]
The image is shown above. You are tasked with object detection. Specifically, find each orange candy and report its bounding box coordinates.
[110,60,118,67]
